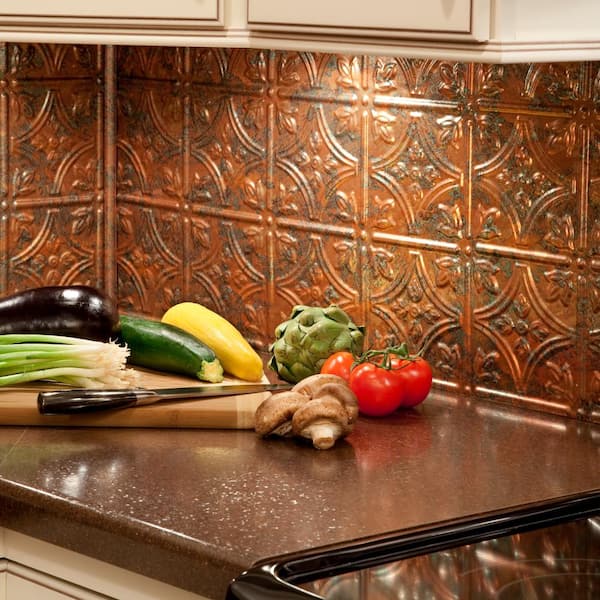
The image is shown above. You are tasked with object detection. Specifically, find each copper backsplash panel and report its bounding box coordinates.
[1,44,599,422]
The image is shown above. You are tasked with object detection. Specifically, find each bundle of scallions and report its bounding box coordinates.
[0,334,138,388]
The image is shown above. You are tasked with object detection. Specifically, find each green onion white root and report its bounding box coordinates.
[0,334,138,388]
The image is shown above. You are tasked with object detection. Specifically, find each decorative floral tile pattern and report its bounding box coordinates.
[0,43,108,292]
[1,43,599,421]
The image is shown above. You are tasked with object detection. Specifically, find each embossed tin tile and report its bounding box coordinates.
[0,43,109,291]
[116,202,184,313]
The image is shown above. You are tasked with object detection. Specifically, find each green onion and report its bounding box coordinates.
[0,334,139,388]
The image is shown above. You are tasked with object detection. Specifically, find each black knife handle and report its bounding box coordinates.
[37,389,153,415]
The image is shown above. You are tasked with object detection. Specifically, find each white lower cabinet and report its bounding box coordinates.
[0,528,210,600]
[3,561,108,599]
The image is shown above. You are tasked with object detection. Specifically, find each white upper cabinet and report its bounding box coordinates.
[0,0,227,44]
[1,0,600,63]
[246,0,600,62]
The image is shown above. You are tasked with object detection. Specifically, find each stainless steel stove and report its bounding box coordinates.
[227,491,600,600]
[301,515,600,599]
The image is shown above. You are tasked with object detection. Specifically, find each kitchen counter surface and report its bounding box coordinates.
[0,389,599,599]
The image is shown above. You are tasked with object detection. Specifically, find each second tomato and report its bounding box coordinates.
[349,362,405,417]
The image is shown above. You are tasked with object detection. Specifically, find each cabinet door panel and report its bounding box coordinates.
[248,0,487,39]
[1,0,219,21]
[6,566,109,600]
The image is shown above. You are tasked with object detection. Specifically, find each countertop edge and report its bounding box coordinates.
[0,477,242,598]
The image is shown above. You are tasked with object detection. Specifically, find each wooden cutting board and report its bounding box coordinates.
[0,369,272,429]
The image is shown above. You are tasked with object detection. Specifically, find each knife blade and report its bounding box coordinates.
[37,383,293,415]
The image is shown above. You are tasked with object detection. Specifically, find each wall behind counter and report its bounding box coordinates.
[0,44,598,422]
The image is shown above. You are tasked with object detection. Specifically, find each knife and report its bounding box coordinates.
[37,383,293,415]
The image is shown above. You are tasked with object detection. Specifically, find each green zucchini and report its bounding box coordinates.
[117,314,224,383]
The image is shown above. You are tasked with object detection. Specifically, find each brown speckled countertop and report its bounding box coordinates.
[0,391,599,599]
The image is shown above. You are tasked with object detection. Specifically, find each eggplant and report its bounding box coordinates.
[0,285,120,341]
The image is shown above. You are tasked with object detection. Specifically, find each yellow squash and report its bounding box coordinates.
[161,302,264,382]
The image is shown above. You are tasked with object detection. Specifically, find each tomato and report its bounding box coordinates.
[320,351,355,382]
[390,356,433,408]
[326,345,433,417]
[349,362,405,417]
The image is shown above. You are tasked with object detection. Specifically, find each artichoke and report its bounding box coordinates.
[268,305,365,383]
